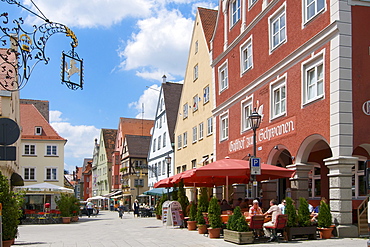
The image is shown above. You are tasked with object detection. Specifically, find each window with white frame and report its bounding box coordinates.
[352,159,366,197]
[24,144,36,155]
[183,132,188,147]
[195,40,198,54]
[219,62,228,92]
[203,85,210,104]
[158,136,161,150]
[269,5,286,51]
[46,168,57,180]
[192,159,197,169]
[153,139,156,152]
[241,38,253,73]
[159,116,162,128]
[207,117,213,136]
[303,55,324,104]
[194,64,198,81]
[162,160,166,175]
[231,0,241,26]
[46,145,57,156]
[193,95,199,111]
[177,135,182,149]
[241,99,252,132]
[271,78,286,119]
[183,103,188,118]
[199,122,204,140]
[192,126,197,143]
[163,132,166,147]
[249,0,257,8]
[220,113,229,141]
[35,126,42,135]
[304,0,325,23]
[24,167,35,180]
[158,162,162,175]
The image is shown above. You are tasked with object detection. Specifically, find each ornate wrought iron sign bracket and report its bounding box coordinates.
[0,1,83,91]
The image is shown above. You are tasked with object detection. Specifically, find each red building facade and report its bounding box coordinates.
[211,0,370,237]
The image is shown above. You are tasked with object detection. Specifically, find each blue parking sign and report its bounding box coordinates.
[251,158,260,167]
[250,158,261,175]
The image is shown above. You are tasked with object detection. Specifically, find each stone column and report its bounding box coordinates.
[324,156,358,237]
[286,163,312,202]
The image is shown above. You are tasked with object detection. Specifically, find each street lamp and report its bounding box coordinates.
[165,154,172,200]
[248,108,261,198]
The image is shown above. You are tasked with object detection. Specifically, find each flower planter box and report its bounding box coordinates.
[286,226,317,241]
[224,229,254,244]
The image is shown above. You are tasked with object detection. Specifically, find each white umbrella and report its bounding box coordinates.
[15,182,74,193]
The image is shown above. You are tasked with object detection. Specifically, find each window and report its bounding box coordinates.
[163,132,166,147]
[249,0,257,8]
[199,122,204,140]
[160,98,164,111]
[158,136,161,150]
[219,62,228,92]
[183,132,188,147]
[46,145,57,156]
[134,179,144,187]
[158,162,162,175]
[269,5,286,51]
[303,55,324,104]
[194,64,198,81]
[153,139,156,152]
[183,103,188,118]
[353,160,366,197]
[35,126,42,135]
[46,168,57,180]
[203,85,210,104]
[231,0,241,26]
[207,117,213,136]
[241,100,252,132]
[220,113,229,141]
[162,160,166,175]
[24,167,35,180]
[192,159,197,169]
[159,116,162,128]
[24,144,36,155]
[177,135,182,149]
[271,79,286,118]
[195,40,198,54]
[193,95,199,111]
[304,0,325,22]
[241,38,253,73]
[192,126,197,143]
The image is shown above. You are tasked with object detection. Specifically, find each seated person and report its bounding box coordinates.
[263,199,282,242]
[247,200,263,220]
[220,199,233,212]
[239,199,250,209]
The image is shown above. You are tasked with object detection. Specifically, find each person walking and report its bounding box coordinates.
[86,200,94,218]
[132,199,140,217]
[118,204,124,219]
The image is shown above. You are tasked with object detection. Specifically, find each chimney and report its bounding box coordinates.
[162,75,167,83]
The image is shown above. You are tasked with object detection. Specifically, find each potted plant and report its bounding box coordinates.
[155,194,167,220]
[177,180,189,217]
[0,172,23,247]
[55,193,74,223]
[196,188,208,234]
[224,206,254,244]
[70,196,80,222]
[285,197,317,241]
[317,199,333,239]
[187,201,197,230]
[207,197,222,238]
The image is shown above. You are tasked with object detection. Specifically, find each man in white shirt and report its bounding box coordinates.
[263,199,282,241]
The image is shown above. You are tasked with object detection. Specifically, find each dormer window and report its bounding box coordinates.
[35,126,42,135]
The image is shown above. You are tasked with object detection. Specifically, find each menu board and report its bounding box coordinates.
[162,201,171,225]
[169,201,183,227]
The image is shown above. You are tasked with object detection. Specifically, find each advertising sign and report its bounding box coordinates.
[169,201,183,227]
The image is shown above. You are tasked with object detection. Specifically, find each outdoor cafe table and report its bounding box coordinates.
[221,214,272,224]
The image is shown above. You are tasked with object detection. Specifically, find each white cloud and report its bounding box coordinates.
[129,84,160,119]
[50,112,100,171]
[22,0,155,28]
[117,8,193,79]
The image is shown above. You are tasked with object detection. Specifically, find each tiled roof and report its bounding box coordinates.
[163,82,183,144]
[102,128,117,163]
[20,104,65,141]
[198,7,218,51]
[125,135,151,158]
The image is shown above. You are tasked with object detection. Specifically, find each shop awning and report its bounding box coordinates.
[103,190,122,197]
[143,188,173,196]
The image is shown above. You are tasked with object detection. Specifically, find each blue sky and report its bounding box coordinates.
[1,0,218,172]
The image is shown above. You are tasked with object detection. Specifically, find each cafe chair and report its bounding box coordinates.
[249,215,265,238]
[264,214,288,242]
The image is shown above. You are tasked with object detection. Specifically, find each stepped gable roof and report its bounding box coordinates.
[125,135,151,158]
[198,7,218,51]
[20,104,66,141]
[162,82,183,144]
[102,128,117,163]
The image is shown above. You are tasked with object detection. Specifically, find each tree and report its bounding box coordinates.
[196,188,208,224]
[0,171,24,240]
[297,197,311,227]
[177,180,189,216]
[189,201,197,221]
[284,197,297,227]
[317,200,332,228]
[208,197,222,229]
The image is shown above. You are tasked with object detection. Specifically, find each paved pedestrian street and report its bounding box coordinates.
[14,211,367,247]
